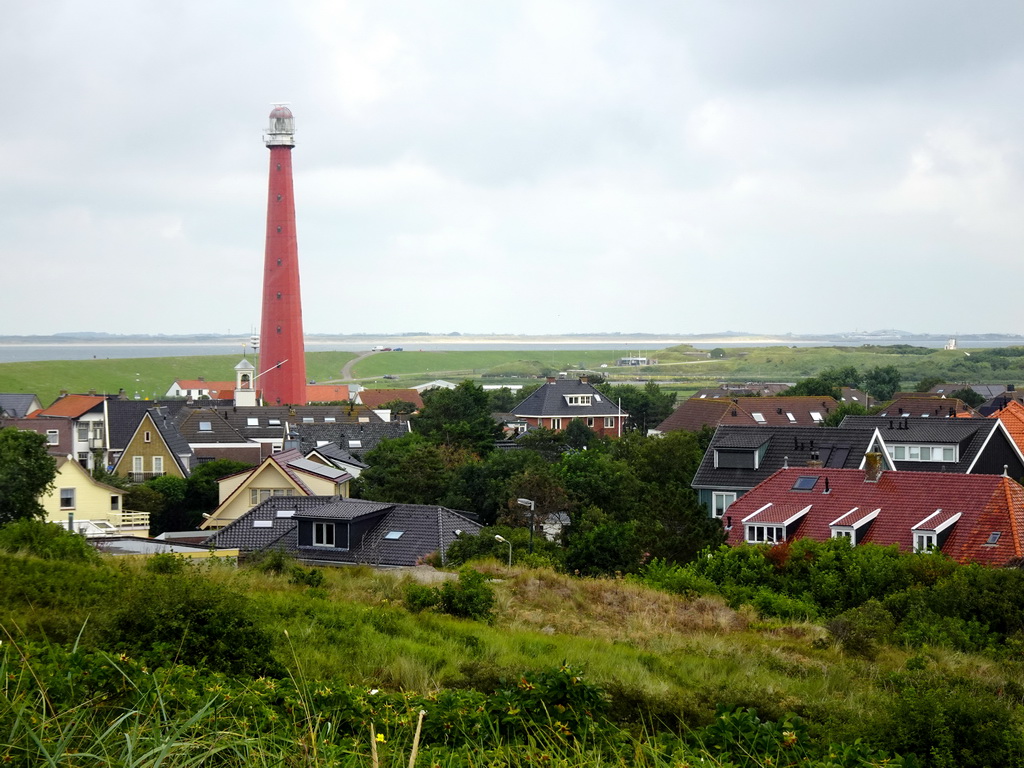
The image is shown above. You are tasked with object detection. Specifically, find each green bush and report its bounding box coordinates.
[144,552,189,574]
[0,519,99,562]
[104,571,282,676]
[403,568,495,621]
[826,599,896,659]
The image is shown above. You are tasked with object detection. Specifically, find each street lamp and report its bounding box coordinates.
[494,534,512,568]
[517,498,536,554]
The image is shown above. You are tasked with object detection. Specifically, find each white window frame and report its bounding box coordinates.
[152,456,164,474]
[46,430,60,446]
[132,456,143,474]
[604,416,615,428]
[144,430,152,443]
[314,522,335,547]
[745,524,784,544]
[887,444,958,463]
[915,533,936,553]
[565,395,593,406]
[712,492,736,518]
[551,418,562,430]
[59,488,76,510]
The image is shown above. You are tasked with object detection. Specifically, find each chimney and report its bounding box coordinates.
[198,376,205,383]
[864,452,884,482]
[88,389,96,396]
[547,377,556,384]
[579,375,588,384]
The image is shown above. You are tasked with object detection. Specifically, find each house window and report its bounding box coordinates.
[324,416,336,423]
[77,423,89,441]
[832,529,854,543]
[745,524,784,544]
[314,522,335,547]
[46,430,60,445]
[915,533,936,553]
[247,418,260,426]
[384,531,404,540]
[792,476,819,491]
[551,418,562,430]
[565,395,592,406]
[111,495,120,511]
[604,417,615,428]
[888,444,957,463]
[986,532,1001,545]
[751,412,766,424]
[249,488,296,506]
[586,418,595,427]
[198,422,212,432]
[810,411,824,423]
[348,440,362,448]
[144,430,152,442]
[132,456,143,474]
[77,452,89,467]
[152,456,164,474]
[786,412,797,423]
[59,489,75,510]
[712,492,736,518]
[302,417,314,423]
[268,419,281,426]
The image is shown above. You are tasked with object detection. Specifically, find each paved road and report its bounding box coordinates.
[338,350,377,382]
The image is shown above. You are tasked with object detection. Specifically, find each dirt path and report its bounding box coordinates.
[338,350,377,382]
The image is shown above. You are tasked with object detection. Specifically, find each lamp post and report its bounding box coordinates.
[516,498,536,554]
[494,534,512,568]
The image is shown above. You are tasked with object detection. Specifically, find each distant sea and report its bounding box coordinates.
[1,337,1022,364]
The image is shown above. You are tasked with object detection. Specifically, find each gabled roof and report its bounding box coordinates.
[302,442,369,470]
[116,407,195,476]
[990,400,1024,457]
[106,399,189,451]
[513,378,625,418]
[692,425,879,492]
[839,415,1024,475]
[54,455,124,495]
[722,467,1024,565]
[38,394,106,419]
[205,496,482,567]
[296,421,410,457]
[356,388,424,410]
[169,380,236,399]
[0,394,42,418]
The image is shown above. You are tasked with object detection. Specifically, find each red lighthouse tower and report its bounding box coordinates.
[258,105,307,405]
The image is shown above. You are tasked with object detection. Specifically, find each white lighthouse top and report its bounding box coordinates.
[265,105,295,147]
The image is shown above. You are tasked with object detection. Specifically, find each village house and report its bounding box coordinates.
[512,376,627,437]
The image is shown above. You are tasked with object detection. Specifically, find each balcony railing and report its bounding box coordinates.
[112,509,150,531]
[128,471,165,483]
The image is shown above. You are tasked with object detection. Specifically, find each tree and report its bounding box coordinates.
[863,366,903,401]
[355,433,456,505]
[915,376,945,393]
[413,381,503,454]
[0,428,57,525]
[822,402,868,427]
[380,398,418,415]
[563,419,601,450]
[599,381,677,434]
[950,388,986,409]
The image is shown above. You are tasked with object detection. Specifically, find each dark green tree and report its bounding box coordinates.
[145,475,190,535]
[355,433,456,505]
[915,376,946,392]
[563,419,601,450]
[184,459,253,514]
[863,366,903,401]
[822,402,869,427]
[0,428,57,524]
[950,387,985,409]
[413,381,503,454]
[599,381,677,434]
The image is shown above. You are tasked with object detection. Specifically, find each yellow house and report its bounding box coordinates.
[43,457,149,537]
[113,408,194,483]
[200,448,352,530]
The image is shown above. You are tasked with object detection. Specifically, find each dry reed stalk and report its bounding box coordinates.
[370,723,379,768]
[407,710,425,768]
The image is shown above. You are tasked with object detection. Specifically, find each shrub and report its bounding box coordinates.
[0,519,99,562]
[245,548,294,575]
[104,571,282,676]
[144,552,189,574]
[826,599,896,659]
[289,565,326,588]
[403,568,495,621]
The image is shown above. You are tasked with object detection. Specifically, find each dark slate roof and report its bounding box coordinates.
[177,408,253,445]
[106,399,188,451]
[304,442,369,470]
[149,407,196,475]
[692,425,877,492]
[296,421,409,458]
[876,397,978,419]
[512,379,624,418]
[0,394,40,418]
[838,415,1021,475]
[206,496,482,568]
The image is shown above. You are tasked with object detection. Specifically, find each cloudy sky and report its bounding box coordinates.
[3,1,1023,337]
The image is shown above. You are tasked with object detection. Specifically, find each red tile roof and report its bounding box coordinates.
[305,384,351,403]
[357,389,424,410]
[723,467,1024,564]
[658,396,839,433]
[38,394,106,418]
[991,400,1024,456]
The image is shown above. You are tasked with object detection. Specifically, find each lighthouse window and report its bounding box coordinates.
[277,226,282,233]
[277,259,282,266]
[277,292,281,299]
[276,163,281,171]
[276,326,282,334]
[277,194,282,201]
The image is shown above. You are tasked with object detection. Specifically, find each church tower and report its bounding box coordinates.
[258,105,307,405]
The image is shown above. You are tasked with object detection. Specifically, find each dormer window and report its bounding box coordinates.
[888,444,957,462]
[911,509,961,553]
[565,395,593,406]
[742,503,810,545]
[714,449,758,470]
[829,508,879,545]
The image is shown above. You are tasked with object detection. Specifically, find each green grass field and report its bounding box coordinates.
[4,343,1023,405]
